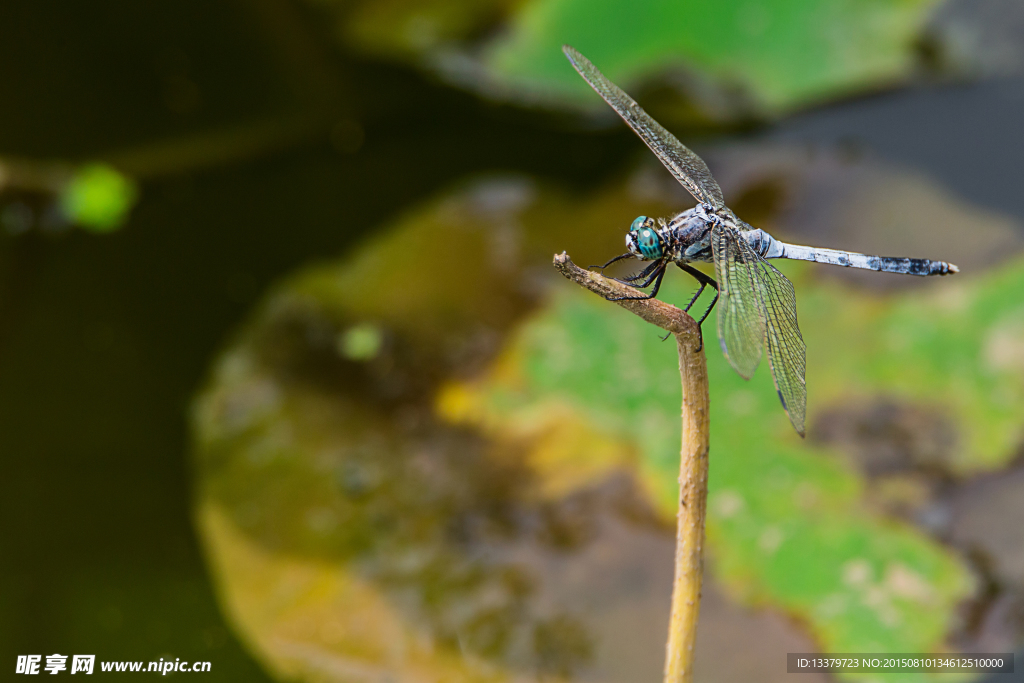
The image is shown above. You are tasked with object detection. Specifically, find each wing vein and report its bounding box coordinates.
[715,225,807,435]
[563,46,725,209]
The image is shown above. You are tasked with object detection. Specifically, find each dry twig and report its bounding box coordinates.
[553,253,711,683]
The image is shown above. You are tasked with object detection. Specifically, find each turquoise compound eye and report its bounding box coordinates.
[629,216,662,259]
[637,229,661,258]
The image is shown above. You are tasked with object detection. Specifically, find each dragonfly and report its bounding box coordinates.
[563,45,958,436]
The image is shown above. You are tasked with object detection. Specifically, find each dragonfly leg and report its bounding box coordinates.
[682,281,706,312]
[616,260,662,286]
[591,252,634,271]
[697,285,720,326]
[675,263,720,351]
[606,262,666,301]
[676,264,719,320]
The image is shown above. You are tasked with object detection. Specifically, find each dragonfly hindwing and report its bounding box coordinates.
[749,254,807,437]
[714,225,808,435]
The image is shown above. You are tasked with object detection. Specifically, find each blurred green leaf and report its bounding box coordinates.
[330,0,944,117]
[803,263,1024,472]
[486,0,943,113]
[60,163,137,232]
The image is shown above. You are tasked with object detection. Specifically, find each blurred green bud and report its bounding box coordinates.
[60,163,138,233]
[337,323,383,361]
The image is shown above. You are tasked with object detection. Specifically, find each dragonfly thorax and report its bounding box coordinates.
[656,207,715,263]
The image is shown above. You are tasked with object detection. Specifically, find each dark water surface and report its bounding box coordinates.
[768,75,1024,223]
[1,0,1022,679]
[0,1,635,675]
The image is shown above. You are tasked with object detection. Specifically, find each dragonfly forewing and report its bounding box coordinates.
[562,46,725,210]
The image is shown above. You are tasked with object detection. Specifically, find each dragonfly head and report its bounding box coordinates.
[627,216,663,260]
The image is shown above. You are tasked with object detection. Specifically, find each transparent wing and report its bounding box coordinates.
[754,256,807,436]
[713,225,807,435]
[730,228,807,436]
[563,45,725,209]
[712,226,764,380]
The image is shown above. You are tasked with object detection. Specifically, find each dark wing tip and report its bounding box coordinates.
[777,389,806,437]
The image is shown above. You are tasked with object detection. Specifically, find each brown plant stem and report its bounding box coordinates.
[553,253,710,683]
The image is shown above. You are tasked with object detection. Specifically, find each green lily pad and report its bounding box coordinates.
[329,0,946,117]
[485,0,944,114]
